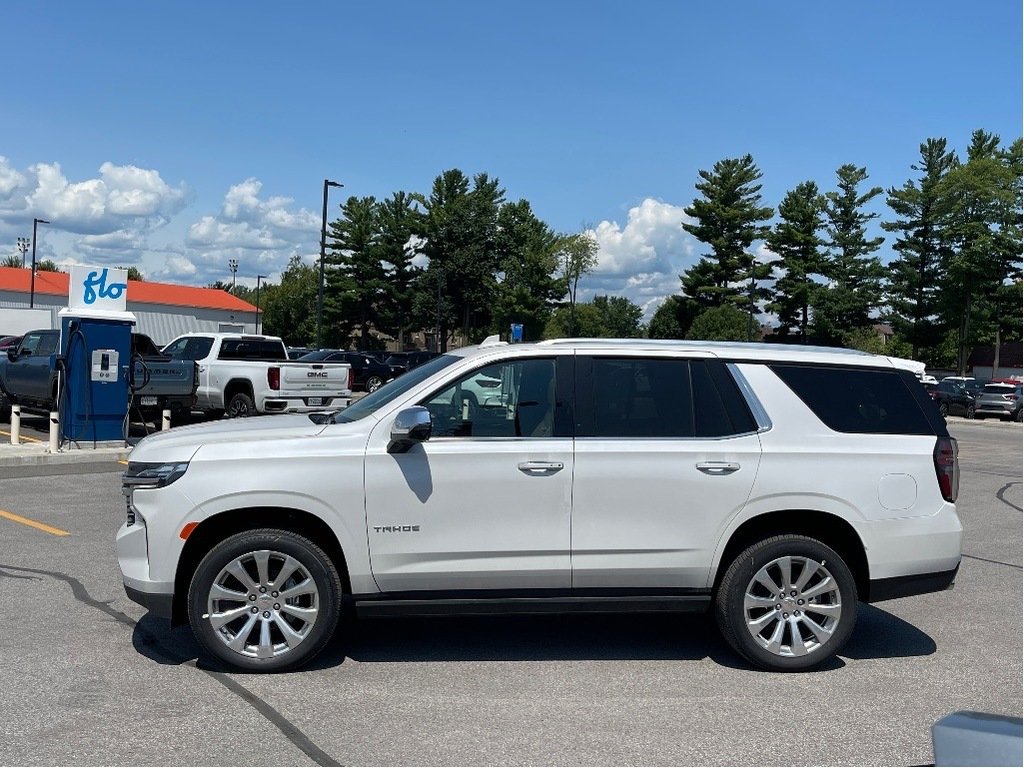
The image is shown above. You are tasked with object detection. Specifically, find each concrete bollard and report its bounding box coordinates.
[49,411,59,453]
[10,404,20,445]
[162,409,171,431]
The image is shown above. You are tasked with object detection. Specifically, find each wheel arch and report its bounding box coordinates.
[172,506,351,627]
[224,378,255,403]
[711,509,869,601]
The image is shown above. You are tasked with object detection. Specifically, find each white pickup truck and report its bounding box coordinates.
[160,333,351,417]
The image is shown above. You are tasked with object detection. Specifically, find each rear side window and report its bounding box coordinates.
[578,357,756,438]
[218,339,287,361]
[770,364,935,435]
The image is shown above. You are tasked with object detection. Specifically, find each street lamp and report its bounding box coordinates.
[228,258,238,293]
[255,274,268,334]
[16,237,29,267]
[318,178,344,349]
[30,218,50,308]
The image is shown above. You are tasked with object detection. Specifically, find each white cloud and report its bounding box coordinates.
[576,198,699,319]
[18,161,188,235]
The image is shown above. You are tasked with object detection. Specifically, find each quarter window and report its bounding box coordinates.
[421,358,557,438]
[770,364,934,435]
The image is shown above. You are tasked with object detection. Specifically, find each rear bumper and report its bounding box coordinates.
[867,563,959,602]
[261,395,351,413]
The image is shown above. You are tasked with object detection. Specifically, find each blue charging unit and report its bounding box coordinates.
[58,309,135,444]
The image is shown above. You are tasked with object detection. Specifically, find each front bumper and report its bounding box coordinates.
[124,584,173,618]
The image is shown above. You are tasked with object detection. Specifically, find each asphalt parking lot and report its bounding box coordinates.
[0,418,1020,766]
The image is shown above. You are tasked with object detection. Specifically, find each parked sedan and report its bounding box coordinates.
[931,380,976,419]
[297,350,392,392]
[975,383,1023,422]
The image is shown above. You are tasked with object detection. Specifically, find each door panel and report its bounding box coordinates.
[364,355,573,592]
[571,355,762,589]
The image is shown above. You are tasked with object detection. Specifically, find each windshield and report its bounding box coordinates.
[331,353,460,423]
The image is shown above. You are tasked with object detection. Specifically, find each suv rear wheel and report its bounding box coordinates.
[188,529,342,672]
[715,535,857,671]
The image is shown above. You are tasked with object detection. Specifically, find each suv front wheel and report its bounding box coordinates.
[715,535,857,671]
[188,529,342,672]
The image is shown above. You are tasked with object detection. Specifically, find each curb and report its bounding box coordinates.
[0,446,131,468]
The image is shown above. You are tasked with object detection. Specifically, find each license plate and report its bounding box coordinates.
[307,397,325,406]
[140,396,158,406]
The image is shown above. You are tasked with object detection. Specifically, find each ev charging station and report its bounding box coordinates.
[58,266,135,444]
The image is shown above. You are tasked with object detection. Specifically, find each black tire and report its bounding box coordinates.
[226,392,256,418]
[365,375,384,393]
[965,405,975,420]
[938,402,949,418]
[1015,409,1022,423]
[188,528,342,672]
[714,535,858,672]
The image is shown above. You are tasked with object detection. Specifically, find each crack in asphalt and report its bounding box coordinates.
[962,554,1024,571]
[0,563,341,767]
[995,481,1023,513]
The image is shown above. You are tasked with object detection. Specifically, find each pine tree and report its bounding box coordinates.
[375,191,425,348]
[765,181,826,340]
[881,138,957,360]
[940,131,1023,373]
[680,154,774,310]
[324,195,385,348]
[812,165,885,344]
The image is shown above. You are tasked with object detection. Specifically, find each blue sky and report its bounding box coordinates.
[1,1,1020,317]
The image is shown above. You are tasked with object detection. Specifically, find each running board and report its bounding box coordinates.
[353,594,712,618]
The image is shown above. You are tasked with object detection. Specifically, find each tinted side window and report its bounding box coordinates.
[770,364,934,435]
[590,358,694,437]
[692,360,757,437]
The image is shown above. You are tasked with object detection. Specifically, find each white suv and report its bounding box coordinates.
[117,338,962,672]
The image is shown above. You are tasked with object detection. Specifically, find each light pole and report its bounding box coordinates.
[318,179,344,350]
[16,237,29,267]
[30,218,50,308]
[255,274,268,334]
[228,259,238,293]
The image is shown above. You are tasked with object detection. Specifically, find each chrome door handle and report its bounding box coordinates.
[518,461,564,475]
[696,461,741,476]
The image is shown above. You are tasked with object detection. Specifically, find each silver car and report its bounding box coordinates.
[975,383,1023,422]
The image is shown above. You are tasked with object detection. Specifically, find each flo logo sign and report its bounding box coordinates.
[68,265,129,312]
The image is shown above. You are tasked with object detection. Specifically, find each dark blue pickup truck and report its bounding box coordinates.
[0,329,198,423]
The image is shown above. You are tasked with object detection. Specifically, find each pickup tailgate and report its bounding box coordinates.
[277,362,351,402]
[131,359,198,398]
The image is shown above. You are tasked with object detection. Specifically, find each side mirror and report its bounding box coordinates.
[7,347,18,362]
[388,406,432,454]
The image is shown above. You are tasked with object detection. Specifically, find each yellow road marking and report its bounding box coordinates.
[0,509,70,537]
[0,429,43,444]
[118,460,128,466]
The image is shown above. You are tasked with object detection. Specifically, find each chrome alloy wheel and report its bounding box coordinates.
[205,549,320,660]
[743,555,842,659]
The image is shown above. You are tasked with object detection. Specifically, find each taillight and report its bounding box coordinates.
[933,437,959,503]
[348,367,354,391]
[1007,394,1019,402]
[268,366,280,391]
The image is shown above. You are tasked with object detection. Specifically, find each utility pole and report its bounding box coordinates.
[29,218,50,308]
[255,274,268,334]
[318,179,344,349]
[228,259,238,293]
[16,237,29,267]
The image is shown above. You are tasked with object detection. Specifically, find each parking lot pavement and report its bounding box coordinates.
[0,420,1020,765]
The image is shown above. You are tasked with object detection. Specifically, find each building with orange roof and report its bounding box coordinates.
[0,266,259,345]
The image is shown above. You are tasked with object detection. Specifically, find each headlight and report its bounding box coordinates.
[122,461,190,489]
